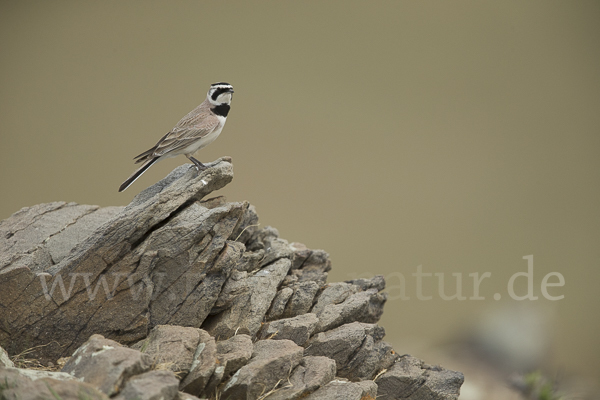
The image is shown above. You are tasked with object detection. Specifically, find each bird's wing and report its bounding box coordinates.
[132,103,215,162]
[152,116,220,157]
[133,131,170,162]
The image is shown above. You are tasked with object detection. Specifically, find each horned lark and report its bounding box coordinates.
[118,82,234,192]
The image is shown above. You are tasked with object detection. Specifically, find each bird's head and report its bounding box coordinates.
[208,82,234,106]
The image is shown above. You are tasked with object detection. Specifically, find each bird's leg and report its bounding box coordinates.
[187,155,208,171]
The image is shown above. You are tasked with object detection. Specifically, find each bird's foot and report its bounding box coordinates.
[188,156,232,173]
[188,156,208,172]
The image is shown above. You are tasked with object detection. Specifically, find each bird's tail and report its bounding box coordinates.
[118,157,159,192]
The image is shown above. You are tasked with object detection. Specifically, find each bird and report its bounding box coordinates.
[118,82,234,192]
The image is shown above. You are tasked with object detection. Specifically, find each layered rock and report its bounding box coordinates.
[0,366,109,400]
[0,160,463,399]
[375,355,466,400]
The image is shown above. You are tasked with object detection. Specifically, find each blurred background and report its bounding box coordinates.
[1,1,599,397]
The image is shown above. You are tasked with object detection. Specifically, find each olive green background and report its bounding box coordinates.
[1,1,599,386]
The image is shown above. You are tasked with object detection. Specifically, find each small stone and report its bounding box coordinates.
[131,325,204,376]
[221,339,304,400]
[281,281,319,318]
[311,282,359,316]
[61,334,152,396]
[179,330,217,396]
[0,367,109,400]
[216,334,253,378]
[266,287,294,321]
[305,322,392,381]
[259,236,294,268]
[315,288,387,333]
[258,313,319,346]
[375,355,464,400]
[289,242,312,269]
[305,378,377,400]
[113,370,179,400]
[266,356,337,400]
[345,275,386,292]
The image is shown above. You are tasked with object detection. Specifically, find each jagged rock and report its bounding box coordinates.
[202,367,224,399]
[311,282,358,315]
[315,288,387,333]
[310,276,387,333]
[305,322,396,381]
[281,281,320,318]
[0,160,262,362]
[290,246,331,286]
[281,261,330,288]
[342,335,398,381]
[375,355,464,400]
[202,258,292,339]
[346,275,386,291]
[201,334,254,397]
[131,325,204,375]
[289,242,312,269]
[207,270,250,315]
[198,195,228,209]
[145,212,245,328]
[1,344,13,367]
[266,356,337,400]
[179,330,217,395]
[129,325,223,397]
[0,202,122,273]
[234,248,265,272]
[0,162,464,398]
[305,379,378,400]
[264,244,331,323]
[266,287,294,320]
[0,367,80,382]
[0,367,109,400]
[242,231,330,286]
[216,334,253,378]
[258,313,319,346]
[61,334,152,396]
[255,227,295,267]
[221,339,304,400]
[113,370,180,400]
[228,204,261,246]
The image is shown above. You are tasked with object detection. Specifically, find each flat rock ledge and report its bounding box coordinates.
[0,160,463,399]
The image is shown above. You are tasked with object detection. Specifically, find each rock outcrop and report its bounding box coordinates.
[0,160,463,399]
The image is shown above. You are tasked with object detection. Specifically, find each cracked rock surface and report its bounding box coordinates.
[0,161,463,400]
[258,313,319,346]
[375,355,464,400]
[0,366,110,400]
[61,334,152,396]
